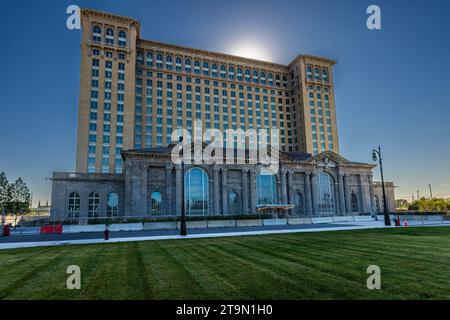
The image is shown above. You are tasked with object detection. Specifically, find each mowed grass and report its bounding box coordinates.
[1,227,450,300]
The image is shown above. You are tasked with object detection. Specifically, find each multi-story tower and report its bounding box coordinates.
[76,10,139,174]
[75,9,339,174]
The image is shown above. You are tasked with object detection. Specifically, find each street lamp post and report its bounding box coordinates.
[179,137,187,236]
[372,145,391,226]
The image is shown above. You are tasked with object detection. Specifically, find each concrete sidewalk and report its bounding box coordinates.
[0,221,447,250]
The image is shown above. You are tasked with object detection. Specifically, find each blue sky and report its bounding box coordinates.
[0,0,449,205]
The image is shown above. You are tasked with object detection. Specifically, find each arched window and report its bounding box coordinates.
[322,68,328,81]
[351,191,358,212]
[314,67,320,79]
[166,55,173,70]
[105,28,114,45]
[137,51,144,65]
[92,25,102,42]
[146,52,153,67]
[107,193,119,217]
[229,192,239,215]
[202,61,209,75]
[156,53,163,68]
[220,65,226,78]
[237,67,243,81]
[318,172,336,213]
[211,63,218,77]
[118,30,127,46]
[185,59,191,72]
[374,195,380,212]
[294,193,304,215]
[68,192,80,218]
[150,192,162,215]
[185,168,209,215]
[194,60,200,74]
[256,169,278,205]
[88,192,100,218]
[228,66,235,80]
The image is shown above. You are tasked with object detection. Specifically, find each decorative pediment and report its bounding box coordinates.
[306,151,352,165]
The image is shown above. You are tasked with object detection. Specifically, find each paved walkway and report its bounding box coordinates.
[0,221,447,250]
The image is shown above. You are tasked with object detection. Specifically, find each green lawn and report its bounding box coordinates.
[1,227,450,300]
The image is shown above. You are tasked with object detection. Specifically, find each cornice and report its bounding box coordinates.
[81,8,141,35]
[288,54,337,67]
[137,39,289,72]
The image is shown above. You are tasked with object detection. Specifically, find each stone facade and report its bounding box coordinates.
[76,9,340,174]
[372,182,396,213]
[51,148,395,221]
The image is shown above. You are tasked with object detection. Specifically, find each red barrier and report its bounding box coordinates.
[40,225,63,234]
[2,225,10,236]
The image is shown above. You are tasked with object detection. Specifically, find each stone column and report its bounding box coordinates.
[311,172,319,215]
[242,169,248,214]
[287,170,294,215]
[360,174,372,214]
[165,165,172,215]
[368,174,375,214]
[222,168,228,215]
[124,162,132,216]
[249,170,256,214]
[214,167,220,215]
[305,172,313,215]
[175,166,182,216]
[338,173,346,215]
[344,174,352,214]
[281,169,288,204]
[141,164,148,216]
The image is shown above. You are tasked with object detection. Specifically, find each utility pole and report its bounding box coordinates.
[417,190,420,200]
[412,193,415,202]
[428,184,433,199]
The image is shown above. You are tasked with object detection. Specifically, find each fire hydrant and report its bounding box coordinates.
[104,226,110,240]
[2,224,11,237]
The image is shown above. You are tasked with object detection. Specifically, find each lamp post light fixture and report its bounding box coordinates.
[372,145,391,226]
[179,137,187,236]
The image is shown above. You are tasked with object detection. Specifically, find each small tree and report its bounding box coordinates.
[0,172,9,224]
[8,178,31,225]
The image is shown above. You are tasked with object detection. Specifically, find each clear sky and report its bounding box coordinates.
[1,0,449,206]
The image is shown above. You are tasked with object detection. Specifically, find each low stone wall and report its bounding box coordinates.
[53,214,450,235]
[108,223,143,232]
[263,219,287,226]
[236,219,263,227]
[143,222,177,230]
[353,216,374,222]
[63,224,106,233]
[311,217,334,224]
[207,220,237,228]
[288,218,312,225]
[177,221,208,229]
[333,216,354,223]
